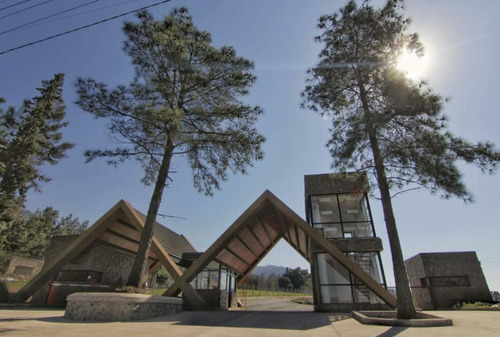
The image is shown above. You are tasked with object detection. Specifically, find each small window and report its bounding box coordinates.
[56,270,102,283]
[422,276,469,287]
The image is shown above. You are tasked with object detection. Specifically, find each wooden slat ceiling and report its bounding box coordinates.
[214,202,311,278]
[96,218,159,262]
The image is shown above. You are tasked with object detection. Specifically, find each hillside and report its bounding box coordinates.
[251,265,286,278]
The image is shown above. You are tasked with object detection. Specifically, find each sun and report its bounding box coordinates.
[396,49,428,81]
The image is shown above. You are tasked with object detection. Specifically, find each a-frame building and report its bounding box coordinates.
[16,199,206,308]
[17,189,396,311]
[163,190,396,309]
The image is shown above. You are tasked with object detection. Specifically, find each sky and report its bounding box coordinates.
[1,0,499,292]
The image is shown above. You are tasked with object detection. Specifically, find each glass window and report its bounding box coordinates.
[348,252,382,283]
[56,270,101,283]
[428,276,469,287]
[317,253,350,284]
[314,223,343,238]
[230,273,236,291]
[338,193,368,222]
[320,285,353,303]
[352,285,383,304]
[310,195,340,223]
[342,222,373,238]
[209,270,219,289]
[220,269,228,290]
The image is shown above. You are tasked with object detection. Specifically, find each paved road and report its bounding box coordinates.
[242,297,313,311]
[0,306,499,337]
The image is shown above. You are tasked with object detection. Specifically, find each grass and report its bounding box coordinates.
[4,280,28,287]
[147,288,311,297]
[148,288,168,296]
[236,289,311,297]
[462,301,498,308]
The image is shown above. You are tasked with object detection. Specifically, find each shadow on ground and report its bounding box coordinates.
[376,327,409,337]
[147,310,349,330]
[0,308,352,330]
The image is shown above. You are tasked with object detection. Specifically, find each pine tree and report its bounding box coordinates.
[302,0,500,318]
[0,74,73,224]
[0,207,58,258]
[75,8,265,287]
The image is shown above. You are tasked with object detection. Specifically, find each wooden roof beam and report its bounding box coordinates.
[247,224,267,251]
[222,247,253,268]
[234,236,260,260]
[238,237,282,285]
[265,191,397,307]
[162,192,272,299]
[257,216,275,244]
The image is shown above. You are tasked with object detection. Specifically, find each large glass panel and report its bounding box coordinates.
[314,223,343,238]
[196,271,209,289]
[310,195,340,223]
[220,269,228,290]
[352,285,383,304]
[317,253,350,284]
[338,193,368,222]
[320,285,353,303]
[229,273,236,291]
[342,222,372,238]
[209,270,219,289]
[349,252,382,284]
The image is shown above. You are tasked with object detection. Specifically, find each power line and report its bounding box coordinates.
[0,0,54,20]
[0,0,173,55]
[0,0,100,35]
[0,0,34,12]
[4,0,138,33]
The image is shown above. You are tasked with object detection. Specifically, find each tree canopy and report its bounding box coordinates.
[0,74,73,225]
[0,208,88,258]
[302,0,500,318]
[76,8,265,287]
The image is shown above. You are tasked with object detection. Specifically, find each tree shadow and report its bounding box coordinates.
[149,310,344,330]
[376,326,409,337]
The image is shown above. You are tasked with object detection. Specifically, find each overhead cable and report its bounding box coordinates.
[0,0,34,12]
[0,0,100,35]
[0,0,54,20]
[0,0,173,55]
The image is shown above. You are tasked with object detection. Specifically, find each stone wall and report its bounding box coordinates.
[406,252,493,309]
[32,238,136,305]
[0,255,44,277]
[65,293,182,321]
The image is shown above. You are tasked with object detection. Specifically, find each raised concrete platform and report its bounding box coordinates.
[65,292,182,322]
[352,310,453,327]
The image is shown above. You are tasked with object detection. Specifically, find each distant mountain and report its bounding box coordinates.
[251,265,287,278]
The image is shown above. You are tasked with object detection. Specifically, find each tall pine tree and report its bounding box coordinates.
[0,74,73,225]
[302,0,500,318]
[76,8,265,287]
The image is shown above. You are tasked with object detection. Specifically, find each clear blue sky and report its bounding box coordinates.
[1,0,499,291]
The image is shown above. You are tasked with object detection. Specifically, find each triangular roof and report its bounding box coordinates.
[134,210,196,261]
[16,200,204,307]
[163,190,397,308]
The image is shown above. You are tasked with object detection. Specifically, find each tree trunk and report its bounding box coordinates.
[356,72,417,319]
[126,137,175,288]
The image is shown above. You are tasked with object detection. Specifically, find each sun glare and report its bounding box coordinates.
[396,50,428,81]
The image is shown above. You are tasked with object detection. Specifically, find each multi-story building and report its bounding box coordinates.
[305,172,389,311]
